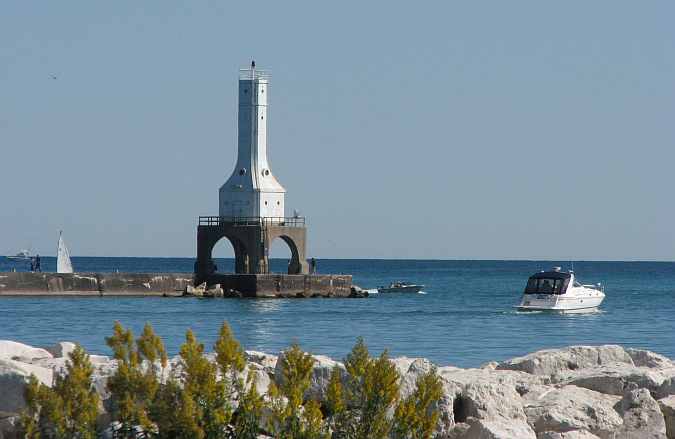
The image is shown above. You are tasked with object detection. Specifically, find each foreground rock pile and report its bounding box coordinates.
[1,341,674,438]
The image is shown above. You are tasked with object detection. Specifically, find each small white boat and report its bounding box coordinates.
[517,267,605,312]
[56,231,73,274]
[378,281,424,294]
[6,250,31,261]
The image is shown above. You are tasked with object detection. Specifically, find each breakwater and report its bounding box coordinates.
[0,272,352,298]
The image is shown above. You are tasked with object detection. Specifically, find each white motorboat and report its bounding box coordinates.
[378,281,424,294]
[517,267,605,312]
[6,250,31,261]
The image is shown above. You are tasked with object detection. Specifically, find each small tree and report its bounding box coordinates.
[233,375,265,439]
[357,350,400,439]
[20,345,99,439]
[393,368,444,439]
[178,329,231,438]
[106,321,166,435]
[268,343,328,438]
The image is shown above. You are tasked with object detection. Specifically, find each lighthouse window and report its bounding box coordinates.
[261,116,264,120]
[264,201,268,205]
[277,201,280,205]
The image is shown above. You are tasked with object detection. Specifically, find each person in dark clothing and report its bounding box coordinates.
[310,257,317,274]
[35,254,41,272]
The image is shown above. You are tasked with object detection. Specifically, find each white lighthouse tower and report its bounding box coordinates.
[219,61,286,219]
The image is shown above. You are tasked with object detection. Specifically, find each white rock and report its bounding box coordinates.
[497,345,633,377]
[245,350,278,374]
[0,358,53,413]
[0,340,52,362]
[626,348,674,369]
[43,341,77,359]
[398,357,435,399]
[522,385,622,438]
[538,431,601,439]
[463,418,536,439]
[614,388,667,439]
[244,363,271,396]
[553,363,674,396]
[658,395,675,439]
[460,380,529,423]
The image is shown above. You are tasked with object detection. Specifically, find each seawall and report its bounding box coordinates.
[0,272,352,298]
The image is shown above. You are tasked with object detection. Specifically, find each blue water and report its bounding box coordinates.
[1,258,674,367]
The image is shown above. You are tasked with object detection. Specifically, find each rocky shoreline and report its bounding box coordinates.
[1,341,674,438]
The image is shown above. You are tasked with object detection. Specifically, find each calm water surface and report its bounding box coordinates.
[1,258,673,367]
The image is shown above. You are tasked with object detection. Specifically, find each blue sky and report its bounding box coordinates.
[2,2,674,260]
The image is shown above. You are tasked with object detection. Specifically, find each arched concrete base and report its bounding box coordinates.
[195,218,308,284]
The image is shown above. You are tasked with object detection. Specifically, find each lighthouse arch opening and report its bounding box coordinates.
[269,236,300,274]
[210,237,238,273]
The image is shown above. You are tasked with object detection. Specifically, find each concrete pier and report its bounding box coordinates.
[0,272,352,298]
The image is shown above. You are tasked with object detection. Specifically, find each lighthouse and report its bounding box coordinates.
[197,62,308,278]
[219,61,285,219]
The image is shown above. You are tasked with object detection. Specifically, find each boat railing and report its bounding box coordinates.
[198,216,305,228]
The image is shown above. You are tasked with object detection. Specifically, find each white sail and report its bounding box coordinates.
[56,231,73,274]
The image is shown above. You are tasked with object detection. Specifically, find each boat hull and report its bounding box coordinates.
[517,294,604,312]
[378,286,423,294]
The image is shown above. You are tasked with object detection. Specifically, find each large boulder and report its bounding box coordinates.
[0,358,53,413]
[626,348,674,369]
[497,345,633,377]
[614,388,667,439]
[658,395,675,439]
[553,363,673,396]
[462,418,536,439]
[521,385,622,439]
[0,341,52,362]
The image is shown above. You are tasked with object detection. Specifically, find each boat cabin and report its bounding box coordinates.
[524,270,571,295]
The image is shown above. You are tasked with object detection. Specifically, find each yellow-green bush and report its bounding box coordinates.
[21,323,443,439]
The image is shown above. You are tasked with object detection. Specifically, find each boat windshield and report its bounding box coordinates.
[524,277,567,295]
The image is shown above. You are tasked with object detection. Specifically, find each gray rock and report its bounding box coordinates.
[522,385,622,439]
[553,363,673,396]
[245,350,278,374]
[0,414,20,439]
[614,388,667,439]
[537,431,601,439]
[0,358,53,413]
[497,345,633,377]
[43,341,77,359]
[463,418,536,439]
[626,348,674,369]
[657,395,675,439]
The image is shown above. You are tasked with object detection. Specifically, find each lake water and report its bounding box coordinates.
[1,258,673,367]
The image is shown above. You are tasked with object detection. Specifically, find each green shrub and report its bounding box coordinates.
[21,344,99,439]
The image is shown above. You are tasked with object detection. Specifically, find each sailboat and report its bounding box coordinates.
[57,231,73,274]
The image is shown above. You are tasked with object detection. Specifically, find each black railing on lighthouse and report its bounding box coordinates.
[198,216,306,227]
